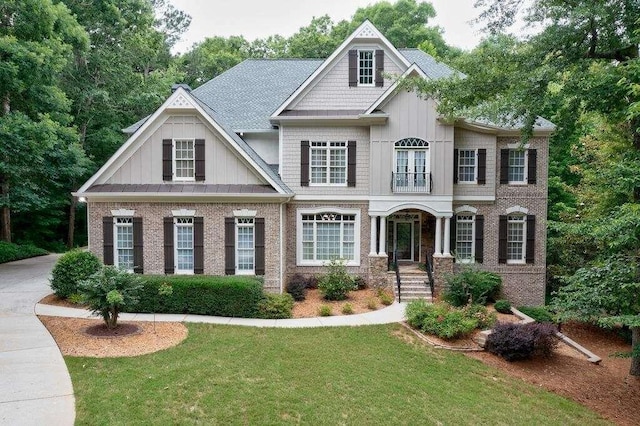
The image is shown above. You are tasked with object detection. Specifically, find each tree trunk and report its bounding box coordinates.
[67,196,76,249]
[631,326,640,377]
[0,179,10,243]
[2,94,9,115]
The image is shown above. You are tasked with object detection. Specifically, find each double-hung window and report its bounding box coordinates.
[508,150,526,184]
[175,217,194,273]
[236,218,255,274]
[455,215,474,262]
[458,150,477,183]
[114,217,134,271]
[174,139,195,181]
[299,210,359,266]
[507,215,526,264]
[358,50,374,86]
[310,141,347,185]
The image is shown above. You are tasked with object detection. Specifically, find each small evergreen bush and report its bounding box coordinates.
[0,241,47,264]
[319,305,332,316]
[78,266,143,329]
[341,303,354,315]
[517,306,555,323]
[486,322,558,361]
[494,299,512,314]
[318,259,356,301]
[405,299,430,329]
[257,293,294,319]
[443,268,502,307]
[285,274,308,301]
[134,275,264,318]
[50,250,101,298]
[406,301,478,340]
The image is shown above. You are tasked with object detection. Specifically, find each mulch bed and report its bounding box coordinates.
[83,322,142,338]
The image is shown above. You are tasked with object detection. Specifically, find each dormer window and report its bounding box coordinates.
[358,50,374,86]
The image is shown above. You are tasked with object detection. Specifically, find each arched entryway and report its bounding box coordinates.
[385,209,435,265]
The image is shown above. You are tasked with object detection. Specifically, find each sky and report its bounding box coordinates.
[170,0,485,54]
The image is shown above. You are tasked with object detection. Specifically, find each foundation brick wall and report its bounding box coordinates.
[88,201,283,293]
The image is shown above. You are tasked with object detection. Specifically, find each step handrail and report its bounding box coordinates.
[425,250,435,295]
[394,250,401,303]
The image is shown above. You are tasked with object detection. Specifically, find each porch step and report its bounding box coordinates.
[393,272,432,302]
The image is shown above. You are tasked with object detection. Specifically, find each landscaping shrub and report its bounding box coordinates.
[354,276,368,290]
[517,306,555,323]
[285,274,308,301]
[341,303,354,315]
[463,304,497,329]
[366,298,378,310]
[318,259,356,301]
[443,268,502,307]
[406,301,478,340]
[257,293,294,319]
[78,266,143,329]
[305,275,319,289]
[50,250,101,298]
[485,322,558,361]
[133,275,264,318]
[0,241,47,264]
[319,305,332,316]
[379,292,394,306]
[494,299,512,314]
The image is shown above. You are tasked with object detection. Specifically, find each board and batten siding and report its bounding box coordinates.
[370,93,454,196]
[103,115,265,185]
[291,46,404,111]
[453,129,496,198]
[281,126,370,195]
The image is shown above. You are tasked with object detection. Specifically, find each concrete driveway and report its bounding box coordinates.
[0,254,74,425]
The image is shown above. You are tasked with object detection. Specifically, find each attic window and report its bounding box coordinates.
[174,139,195,181]
[358,50,374,86]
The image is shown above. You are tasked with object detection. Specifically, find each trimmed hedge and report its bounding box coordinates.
[50,250,102,298]
[517,306,555,323]
[131,275,264,318]
[0,241,47,264]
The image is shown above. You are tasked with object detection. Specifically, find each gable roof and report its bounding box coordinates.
[398,49,462,79]
[77,87,293,196]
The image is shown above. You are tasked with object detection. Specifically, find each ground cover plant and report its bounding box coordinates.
[406,300,496,340]
[66,324,606,425]
[0,241,47,264]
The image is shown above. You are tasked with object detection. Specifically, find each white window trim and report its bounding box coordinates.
[357,49,375,87]
[172,209,196,217]
[174,217,194,275]
[172,138,195,182]
[393,145,431,191]
[506,206,529,215]
[309,141,348,187]
[296,207,361,266]
[506,214,527,265]
[235,217,255,275]
[507,148,528,185]
[457,149,478,184]
[111,209,135,217]
[113,217,134,273]
[233,209,257,218]
[454,212,475,264]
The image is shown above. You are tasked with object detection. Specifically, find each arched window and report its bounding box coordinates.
[393,138,430,193]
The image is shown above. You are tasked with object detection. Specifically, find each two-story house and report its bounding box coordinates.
[75,21,553,306]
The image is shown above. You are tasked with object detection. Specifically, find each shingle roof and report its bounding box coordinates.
[398,49,463,79]
[193,59,323,131]
[87,184,277,194]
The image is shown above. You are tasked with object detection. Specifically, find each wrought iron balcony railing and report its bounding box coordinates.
[391,172,432,193]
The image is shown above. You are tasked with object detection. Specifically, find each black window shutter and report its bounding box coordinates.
[526,215,536,264]
[103,217,114,266]
[453,149,459,184]
[347,140,357,187]
[375,50,384,87]
[225,217,235,275]
[475,215,484,264]
[498,215,507,264]
[348,50,357,87]
[450,215,456,261]
[163,217,174,274]
[500,149,509,184]
[300,140,310,187]
[195,139,205,181]
[527,149,537,184]
[132,217,143,274]
[477,149,487,185]
[194,217,204,274]
[162,139,172,181]
[255,218,265,275]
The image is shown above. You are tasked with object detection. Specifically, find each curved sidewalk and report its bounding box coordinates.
[0,254,74,426]
[36,301,407,328]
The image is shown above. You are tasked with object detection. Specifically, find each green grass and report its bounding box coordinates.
[66,324,608,425]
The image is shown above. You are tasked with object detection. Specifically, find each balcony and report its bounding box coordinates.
[391,172,432,193]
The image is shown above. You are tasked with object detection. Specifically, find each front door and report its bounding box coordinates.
[395,222,413,260]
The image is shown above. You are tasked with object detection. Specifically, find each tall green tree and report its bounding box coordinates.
[0,0,89,243]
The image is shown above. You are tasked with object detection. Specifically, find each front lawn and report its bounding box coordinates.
[66,324,606,425]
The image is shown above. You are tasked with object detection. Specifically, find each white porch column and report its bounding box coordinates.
[434,216,443,257]
[443,216,452,257]
[369,215,378,256]
[378,216,387,256]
